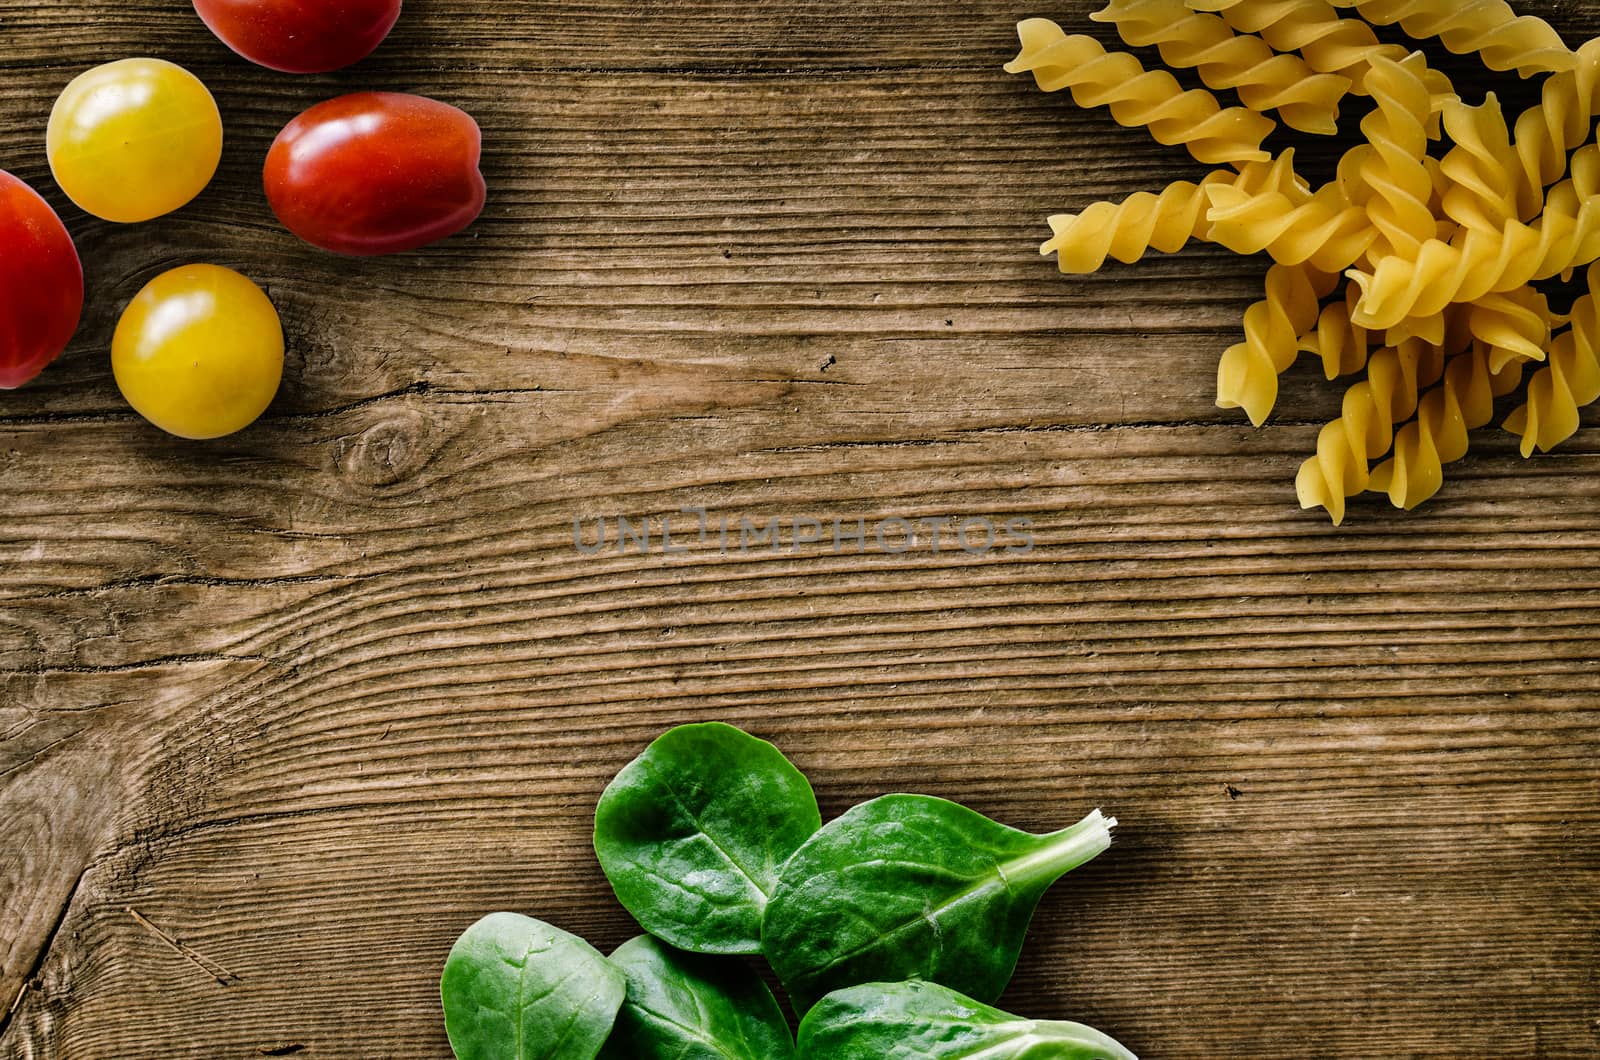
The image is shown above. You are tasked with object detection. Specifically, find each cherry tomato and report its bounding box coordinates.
[264,92,485,256]
[0,172,84,389]
[48,58,223,224]
[193,0,402,74]
[112,265,284,439]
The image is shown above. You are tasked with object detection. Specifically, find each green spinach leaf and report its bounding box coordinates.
[441,912,625,1060]
[599,935,796,1060]
[762,796,1115,1011]
[797,980,1137,1059]
[594,722,821,954]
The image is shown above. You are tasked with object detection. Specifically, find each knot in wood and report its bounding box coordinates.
[337,411,430,487]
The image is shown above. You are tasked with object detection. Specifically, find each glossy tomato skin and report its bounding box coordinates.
[264,92,485,256]
[48,58,223,223]
[0,171,84,389]
[193,0,402,74]
[112,265,284,439]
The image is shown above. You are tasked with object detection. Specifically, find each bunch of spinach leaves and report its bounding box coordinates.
[440,721,1133,1059]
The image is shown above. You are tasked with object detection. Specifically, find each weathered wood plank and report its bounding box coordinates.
[3,0,1599,1056]
[5,419,1598,1055]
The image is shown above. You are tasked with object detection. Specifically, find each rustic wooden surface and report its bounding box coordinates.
[3,1,1599,1056]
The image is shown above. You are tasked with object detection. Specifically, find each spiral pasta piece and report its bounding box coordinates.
[1349,164,1600,330]
[1438,93,1522,234]
[1042,159,1290,273]
[1467,286,1558,371]
[1186,0,1457,108]
[1339,148,1456,244]
[1386,311,1448,348]
[1303,291,1468,375]
[1299,284,1371,379]
[1480,38,1600,223]
[1423,157,1458,243]
[1217,263,1339,425]
[1044,177,1221,273]
[1354,53,1439,261]
[1326,0,1574,77]
[1005,19,1275,165]
[1205,152,1378,272]
[1294,337,1439,523]
[1505,263,1600,455]
[1091,0,1352,134]
[1015,1,1600,521]
[1369,340,1525,509]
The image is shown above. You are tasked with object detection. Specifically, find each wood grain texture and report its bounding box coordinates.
[2,1,1599,1056]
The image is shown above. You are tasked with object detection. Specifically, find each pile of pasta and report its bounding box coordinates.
[1006,0,1600,523]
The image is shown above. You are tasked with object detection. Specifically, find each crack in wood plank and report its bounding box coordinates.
[0,865,89,1043]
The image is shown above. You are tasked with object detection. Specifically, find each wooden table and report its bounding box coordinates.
[3,2,1598,1056]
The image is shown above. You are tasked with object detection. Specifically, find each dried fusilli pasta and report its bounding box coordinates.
[1205,152,1378,272]
[1299,284,1371,380]
[1467,286,1560,371]
[1350,148,1600,329]
[1216,263,1338,425]
[1337,147,1456,244]
[1186,0,1456,106]
[1349,196,1600,329]
[1004,18,1275,165]
[1369,340,1526,509]
[1505,263,1600,455]
[1011,2,1600,522]
[1349,53,1441,261]
[1422,157,1458,242]
[1294,337,1442,523]
[1438,94,1522,234]
[1325,0,1574,77]
[1042,159,1291,273]
[1508,38,1600,219]
[1091,0,1352,134]
[1043,176,1225,274]
[1386,310,1450,347]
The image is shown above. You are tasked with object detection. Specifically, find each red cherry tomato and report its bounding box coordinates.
[264,92,486,256]
[0,171,83,389]
[193,0,402,74]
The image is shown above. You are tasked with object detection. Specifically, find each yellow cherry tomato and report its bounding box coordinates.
[48,58,223,223]
[112,265,284,440]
